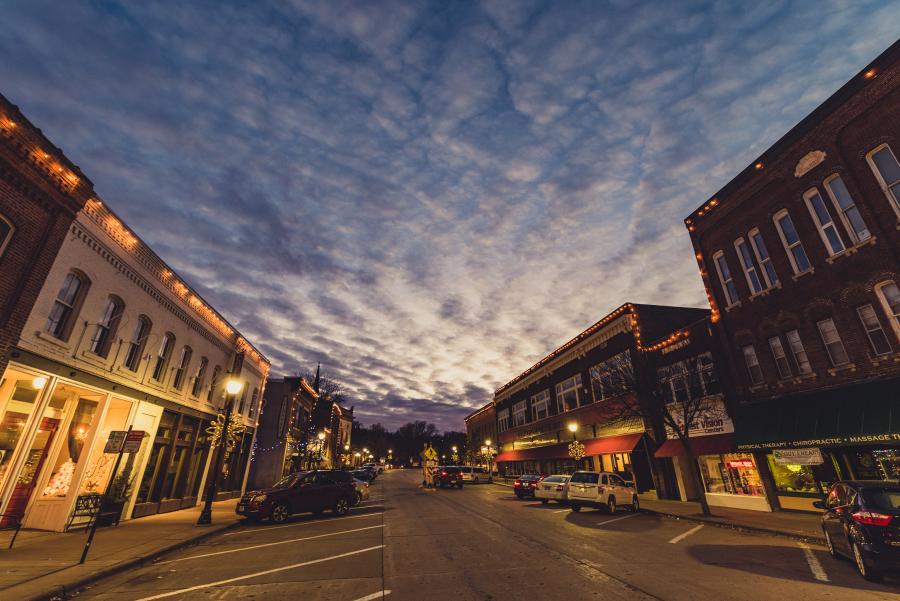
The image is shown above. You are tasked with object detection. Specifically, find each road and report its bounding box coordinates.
[78,469,898,600]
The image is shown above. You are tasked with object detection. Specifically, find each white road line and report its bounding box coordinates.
[159,524,384,564]
[351,590,392,601]
[135,545,385,601]
[668,524,704,544]
[595,513,640,526]
[552,509,570,514]
[223,511,382,537]
[799,543,829,582]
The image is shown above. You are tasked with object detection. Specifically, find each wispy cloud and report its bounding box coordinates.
[1,0,896,429]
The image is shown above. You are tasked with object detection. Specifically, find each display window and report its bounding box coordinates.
[699,453,764,496]
[41,387,103,498]
[0,372,46,493]
[765,451,842,497]
[77,397,134,497]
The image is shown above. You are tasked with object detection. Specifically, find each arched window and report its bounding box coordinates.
[191,357,209,397]
[46,270,91,341]
[89,295,125,358]
[123,315,152,371]
[875,281,900,343]
[207,365,221,403]
[248,387,260,419]
[172,346,192,390]
[0,213,13,258]
[151,333,175,382]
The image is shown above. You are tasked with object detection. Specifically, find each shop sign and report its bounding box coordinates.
[665,396,734,438]
[737,432,900,451]
[104,431,127,453]
[773,447,824,466]
[123,430,146,453]
[727,459,754,468]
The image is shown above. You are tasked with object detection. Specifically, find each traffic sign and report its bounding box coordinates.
[104,431,127,453]
[123,430,146,453]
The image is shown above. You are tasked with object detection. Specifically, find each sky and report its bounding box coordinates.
[1,1,898,431]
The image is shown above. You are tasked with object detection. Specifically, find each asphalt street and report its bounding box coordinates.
[77,469,899,600]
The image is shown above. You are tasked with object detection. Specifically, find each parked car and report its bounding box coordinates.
[434,466,464,488]
[567,471,638,513]
[814,480,900,581]
[237,470,357,523]
[352,478,370,505]
[535,475,570,505]
[459,466,492,483]
[351,469,375,483]
[513,474,542,498]
[363,463,384,474]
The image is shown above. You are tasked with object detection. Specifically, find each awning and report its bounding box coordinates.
[654,433,733,458]
[495,432,644,463]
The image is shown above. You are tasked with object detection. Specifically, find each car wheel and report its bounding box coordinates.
[852,540,882,582]
[571,505,581,512]
[823,529,838,559]
[333,497,351,516]
[607,497,616,514]
[270,503,290,524]
[355,492,362,506]
[631,496,639,512]
[541,499,549,505]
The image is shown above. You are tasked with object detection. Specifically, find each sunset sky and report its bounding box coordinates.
[2,0,898,430]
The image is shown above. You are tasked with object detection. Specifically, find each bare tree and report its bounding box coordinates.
[595,350,726,516]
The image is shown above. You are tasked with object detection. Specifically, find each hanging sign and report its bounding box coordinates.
[123,430,146,453]
[773,447,824,466]
[104,431,127,453]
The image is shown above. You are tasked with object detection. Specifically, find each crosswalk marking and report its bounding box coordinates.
[669,524,703,544]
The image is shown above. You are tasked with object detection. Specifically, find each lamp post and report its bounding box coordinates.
[317,431,326,466]
[198,377,242,525]
[568,421,578,441]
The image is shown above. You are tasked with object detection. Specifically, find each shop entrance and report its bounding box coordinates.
[3,417,59,524]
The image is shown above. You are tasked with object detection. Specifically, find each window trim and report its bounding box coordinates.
[497,409,510,432]
[803,187,846,257]
[741,344,764,386]
[785,329,812,375]
[45,270,91,342]
[865,143,900,219]
[123,315,152,372]
[171,345,192,390]
[712,250,739,307]
[512,400,527,427]
[747,228,778,289]
[191,356,209,397]
[734,237,764,295]
[151,332,175,382]
[773,209,811,275]
[530,390,549,422]
[767,336,792,379]
[554,373,583,413]
[816,318,850,367]
[89,295,125,358]
[823,174,870,244]
[874,281,900,344]
[0,213,14,258]
[856,304,893,356]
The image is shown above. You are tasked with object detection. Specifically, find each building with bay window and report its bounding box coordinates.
[685,39,900,512]
[0,99,269,532]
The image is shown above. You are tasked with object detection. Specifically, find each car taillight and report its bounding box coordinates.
[441,471,447,476]
[852,511,893,527]
[514,480,522,486]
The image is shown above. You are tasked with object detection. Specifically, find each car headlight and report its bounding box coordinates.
[252,494,267,503]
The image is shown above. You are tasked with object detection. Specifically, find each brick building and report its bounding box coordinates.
[464,402,497,468]
[0,95,92,380]
[686,40,900,512]
[492,303,709,498]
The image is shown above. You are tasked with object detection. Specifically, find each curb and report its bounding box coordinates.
[638,508,825,544]
[19,520,241,601]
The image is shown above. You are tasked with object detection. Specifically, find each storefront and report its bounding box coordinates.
[735,379,900,512]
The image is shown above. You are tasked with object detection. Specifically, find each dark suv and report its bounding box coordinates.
[814,480,900,581]
[434,466,464,488]
[237,470,357,523]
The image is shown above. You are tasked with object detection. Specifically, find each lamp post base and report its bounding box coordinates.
[197,507,213,525]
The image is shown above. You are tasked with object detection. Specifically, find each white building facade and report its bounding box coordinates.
[0,199,268,531]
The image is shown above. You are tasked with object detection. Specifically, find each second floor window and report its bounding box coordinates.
[857,305,892,356]
[742,345,764,386]
[171,346,192,390]
[590,351,632,401]
[804,188,845,256]
[89,296,124,358]
[767,336,791,379]
[207,365,221,402]
[46,271,90,341]
[123,315,151,371]
[531,390,549,421]
[191,357,209,397]
[824,175,870,243]
[785,329,812,375]
[555,374,583,413]
[249,388,260,419]
[816,318,850,367]
[713,251,739,306]
[748,228,779,288]
[512,401,527,427]
[735,238,764,294]
[497,409,510,432]
[774,210,811,274]
[867,144,900,215]
[151,333,175,382]
[0,214,13,258]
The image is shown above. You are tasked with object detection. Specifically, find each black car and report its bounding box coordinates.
[236,470,357,523]
[814,480,900,581]
[513,474,543,498]
[433,466,463,488]
[352,469,376,483]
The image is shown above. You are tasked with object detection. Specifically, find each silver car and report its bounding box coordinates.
[352,478,370,505]
[535,475,570,504]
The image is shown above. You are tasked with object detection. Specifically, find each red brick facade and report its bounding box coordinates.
[0,95,92,378]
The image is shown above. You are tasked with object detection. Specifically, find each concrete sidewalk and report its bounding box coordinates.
[0,499,241,601]
[490,481,823,543]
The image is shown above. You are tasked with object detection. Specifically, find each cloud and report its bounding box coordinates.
[1,0,897,430]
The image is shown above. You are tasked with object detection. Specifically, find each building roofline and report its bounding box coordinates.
[684,37,900,226]
[464,401,495,422]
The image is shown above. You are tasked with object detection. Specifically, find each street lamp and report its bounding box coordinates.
[198,376,242,525]
[568,421,578,440]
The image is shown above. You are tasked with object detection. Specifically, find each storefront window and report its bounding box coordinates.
[766,457,818,495]
[0,377,43,491]
[78,398,133,496]
[699,453,763,496]
[42,394,101,497]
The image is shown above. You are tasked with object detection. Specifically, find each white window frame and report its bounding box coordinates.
[816,318,850,367]
[531,390,549,422]
[712,250,739,307]
[497,409,510,432]
[785,329,812,375]
[856,304,892,356]
[823,174,870,244]
[741,344,764,386]
[803,187,846,257]
[555,374,583,413]
[512,400,527,427]
[773,209,811,275]
[734,237,764,294]
[0,214,13,258]
[866,143,900,219]
[748,228,779,289]
[767,336,791,379]
[874,280,900,343]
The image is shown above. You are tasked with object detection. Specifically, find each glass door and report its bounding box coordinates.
[2,417,60,524]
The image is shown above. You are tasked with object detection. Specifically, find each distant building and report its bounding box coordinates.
[464,402,496,466]
[686,40,900,512]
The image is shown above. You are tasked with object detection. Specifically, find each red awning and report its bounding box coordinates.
[654,433,733,458]
[495,432,645,463]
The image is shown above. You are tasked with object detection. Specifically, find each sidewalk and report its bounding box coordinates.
[0,499,241,601]
[490,481,823,543]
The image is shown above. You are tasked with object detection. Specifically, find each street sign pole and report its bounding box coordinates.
[80,426,131,565]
